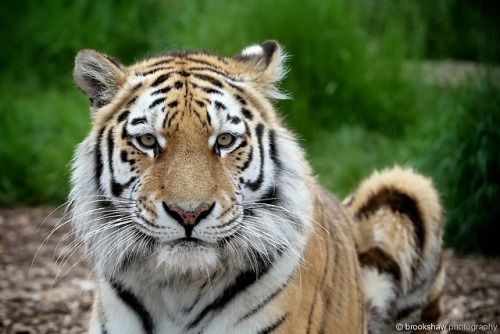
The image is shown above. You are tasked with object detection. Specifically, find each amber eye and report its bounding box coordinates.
[137,134,157,149]
[216,133,235,148]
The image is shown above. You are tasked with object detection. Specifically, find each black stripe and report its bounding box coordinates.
[106,129,121,197]
[152,86,172,96]
[181,281,208,314]
[106,129,136,197]
[226,80,244,92]
[141,68,161,76]
[130,117,147,125]
[206,111,211,126]
[244,123,265,191]
[356,187,425,252]
[148,58,174,68]
[202,87,223,95]
[149,97,164,110]
[358,246,402,283]
[117,110,130,123]
[120,150,135,164]
[244,120,251,136]
[236,272,291,324]
[306,219,334,334]
[110,280,154,334]
[239,147,253,171]
[242,108,253,120]
[151,74,170,87]
[106,128,114,172]
[268,130,281,169]
[174,81,183,89]
[95,127,106,189]
[215,101,227,110]
[235,140,248,151]
[227,115,241,124]
[185,58,222,68]
[257,314,288,334]
[236,95,247,105]
[193,73,223,88]
[167,110,180,128]
[188,254,272,329]
[128,82,143,94]
[258,186,279,206]
[168,101,179,108]
[191,108,205,126]
[188,66,231,78]
[126,96,137,108]
[111,177,137,198]
[121,123,130,139]
[142,66,174,76]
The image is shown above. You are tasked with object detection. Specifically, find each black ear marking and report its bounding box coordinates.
[233,40,279,67]
[233,40,289,99]
[260,40,279,66]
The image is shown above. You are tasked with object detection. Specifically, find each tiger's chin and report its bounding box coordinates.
[155,239,222,278]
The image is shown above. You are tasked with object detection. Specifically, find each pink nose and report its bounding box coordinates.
[168,206,210,226]
[162,202,215,227]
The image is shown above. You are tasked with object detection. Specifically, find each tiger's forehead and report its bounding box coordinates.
[121,56,250,137]
[130,51,240,81]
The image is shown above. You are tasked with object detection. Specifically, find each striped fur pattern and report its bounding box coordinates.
[69,41,442,334]
[344,167,445,334]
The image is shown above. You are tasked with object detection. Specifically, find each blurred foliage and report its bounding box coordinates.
[356,0,500,63]
[0,0,417,135]
[0,0,498,254]
[418,76,500,255]
[420,0,499,62]
[0,89,89,204]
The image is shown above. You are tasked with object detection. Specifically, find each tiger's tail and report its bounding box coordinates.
[344,166,445,333]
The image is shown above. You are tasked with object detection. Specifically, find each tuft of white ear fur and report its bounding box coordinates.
[73,50,126,110]
[240,44,268,57]
[235,40,290,100]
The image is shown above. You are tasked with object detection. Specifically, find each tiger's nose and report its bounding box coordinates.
[162,202,215,237]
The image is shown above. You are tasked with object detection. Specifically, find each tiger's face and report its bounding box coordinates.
[71,41,313,279]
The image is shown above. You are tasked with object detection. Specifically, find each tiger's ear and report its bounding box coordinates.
[73,50,126,110]
[234,40,289,99]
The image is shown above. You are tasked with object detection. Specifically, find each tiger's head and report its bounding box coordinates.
[70,41,314,280]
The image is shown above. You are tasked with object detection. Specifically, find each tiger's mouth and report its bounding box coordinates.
[132,222,212,245]
[175,237,202,244]
[165,237,208,249]
[155,235,222,276]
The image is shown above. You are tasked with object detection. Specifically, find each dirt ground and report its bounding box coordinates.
[0,207,499,334]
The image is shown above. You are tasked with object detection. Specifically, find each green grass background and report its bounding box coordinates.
[1,0,499,254]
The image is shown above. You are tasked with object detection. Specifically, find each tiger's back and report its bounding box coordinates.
[69,40,443,334]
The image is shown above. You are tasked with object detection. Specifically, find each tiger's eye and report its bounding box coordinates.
[216,133,235,148]
[137,134,157,148]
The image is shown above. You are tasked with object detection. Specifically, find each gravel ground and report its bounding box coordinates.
[1,207,499,334]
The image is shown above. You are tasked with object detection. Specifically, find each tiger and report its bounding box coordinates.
[69,40,444,334]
